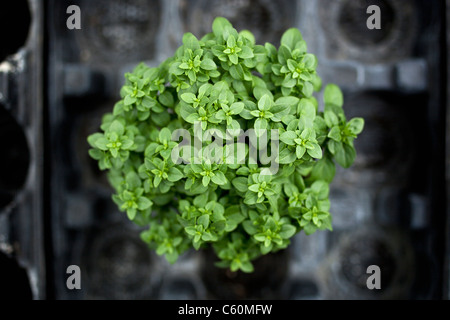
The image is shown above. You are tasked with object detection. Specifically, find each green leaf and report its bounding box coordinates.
[248,184,260,193]
[109,120,125,136]
[277,46,290,66]
[199,83,212,97]
[239,46,254,59]
[126,172,141,189]
[229,53,239,65]
[243,220,258,235]
[250,110,261,118]
[324,84,343,107]
[126,208,137,220]
[88,148,103,160]
[232,177,248,193]
[121,139,134,150]
[181,93,197,104]
[282,74,297,88]
[303,223,317,235]
[159,127,172,142]
[230,102,245,115]
[296,145,306,159]
[202,175,211,187]
[240,261,254,273]
[240,100,257,119]
[328,126,342,141]
[180,104,197,123]
[182,32,200,51]
[347,117,364,135]
[253,87,272,101]
[193,240,201,250]
[154,175,162,188]
[287,59,296,72]
[260,243,272,254]
[185,226,197,236]
[186,113,199,124]
[286,118,299,131]
[281,28,303,51]
[168,167,184,182]
[227,213,245,225]
[298,98,316,126]
[254,233,266,242]
[188,70,196,82]
[159,91,174,107]
[240,30,256,44]
[113,101,125,115]
[145,143,158,157]
[309,154,336,183]
[215,110,227,120]
[236,166,250,175]
[335,143,356,168]
[254,118,268,132]
[278,148,297,164]
[94,137,109,151]
[303,54,317,69]
[137,196,152,210]
[258,94,272,111]
[110,148,119,158]
[310,181,329,200]
[302,82,313,97]
[124,95,136,106]
[280,131,297,145]
[211,171,227,185]
[212,17,232,38]
[321,215,333,231]
[324,111,339,128]
[198,214,210,229]
[200,58,217,71]
[307,143,322,159]
[270,104,291,122]
[138,111,150,121]
[283,183,298,197]
[280,224,296,239]
[275,96,299,113]
[87,133,102,148]
[227,35,236,48]
[229,64,244,80]
[327,139,342,155]
[194,192,209,207]
[202,232,215,242]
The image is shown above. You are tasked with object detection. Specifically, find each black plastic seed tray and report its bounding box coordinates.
[0,0,447,300]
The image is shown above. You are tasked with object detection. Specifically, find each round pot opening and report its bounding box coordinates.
[0,105,30,211]
[0,251,32,299]
[338,0,396,48]
[83,225,158,299]
[77,0,161,64]
[0,1,31,62]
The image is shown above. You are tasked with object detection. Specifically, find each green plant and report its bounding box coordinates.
[87,17,364,273]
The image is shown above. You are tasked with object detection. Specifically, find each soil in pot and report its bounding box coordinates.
[200,248,290,299]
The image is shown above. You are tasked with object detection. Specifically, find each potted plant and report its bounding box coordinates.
[87,17,364,274]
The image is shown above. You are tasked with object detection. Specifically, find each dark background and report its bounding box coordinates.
[0,0,448,300]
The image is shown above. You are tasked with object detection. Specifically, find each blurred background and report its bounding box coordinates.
[0,0,448,299]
